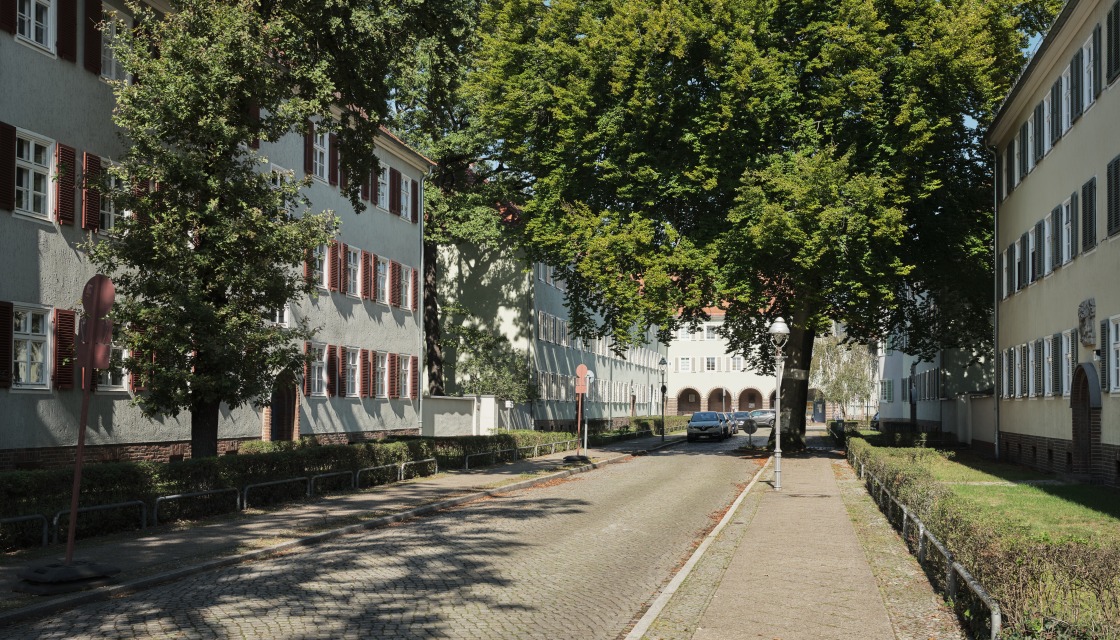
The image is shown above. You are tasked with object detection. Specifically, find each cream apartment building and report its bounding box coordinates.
[989,0,1120,485]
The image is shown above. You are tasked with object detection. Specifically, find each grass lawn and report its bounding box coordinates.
[949,483,1120,542]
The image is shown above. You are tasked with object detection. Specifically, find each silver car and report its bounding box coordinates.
[687,411,729,442]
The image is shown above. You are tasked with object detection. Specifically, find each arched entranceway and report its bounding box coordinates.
[268,373,297,442]
[1070,364,1102,479]
[677,388,701,414]
[738,388,761,411]
[707,388,731,411]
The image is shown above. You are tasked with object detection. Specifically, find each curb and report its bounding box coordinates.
[0,437,685,629]
[624,454,773,639]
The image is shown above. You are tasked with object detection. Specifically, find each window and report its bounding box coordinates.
[346,349,359,397]
[347,247,360,295]
[376,257,389,303]
[398,354,410,398]
[400,265,412,309]
[17,0,52,50]
[1062,199,1073,264]
[15,132,51,219]
[704,325,718,341]
[1062,67,1072,132]
[1111,317,1120,393]
[99,171,124,231]
[312,129,328,181]
[705,357,717,372]
[377,167,389,210]
[1062,330,1073,396]
[101,7,129,81]
[1044,337,1054,396]
[679,357,692,373]
[313,244,328,289]
[400,176,411,220]
[375,352,387,397]
[13,307,49,388]
[310,344,326,396]
[264,306,288,326]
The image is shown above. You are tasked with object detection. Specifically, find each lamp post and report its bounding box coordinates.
[769,317,790,491]
[659,357,668,443]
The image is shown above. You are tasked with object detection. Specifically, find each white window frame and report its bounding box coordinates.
[398,354,410,398]
[680,357,692,373]
[313,244,328,289]
[1061,67,1072,132]
[312,129,329,181]
[400,265,413,309]
[377,167,389,210]
[399,175,411,220]
[1043,94,1052,155]
[376,257,389,304]
[14,130,53,221]
[1083,37,1095,110]
[12,304,51,390]
[1043,336,1054,396]
[16,0,54,53]
[345,348,359,397]
[310,344,327,397]
[1062,199,1073,264]
[347,246,360,296]
[1062,330,1073,397]
[375,352,388,398]
[1110,316,1120,393]
[100,5,131,82]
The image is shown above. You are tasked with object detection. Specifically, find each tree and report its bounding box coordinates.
[810,336,876,420]
[89,0,470,457]
[468,0,1059,442]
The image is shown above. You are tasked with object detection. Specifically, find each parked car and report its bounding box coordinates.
[748,409,776,429]
[687,411,730,442]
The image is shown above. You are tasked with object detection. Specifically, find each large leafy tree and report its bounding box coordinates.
[468,0,1058,438]
[89,0,470,457]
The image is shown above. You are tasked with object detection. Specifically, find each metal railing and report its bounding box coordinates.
[243,477,311,509]
[852,453,1002,639]
[153,488,241,526]
[0,514,49,547]
[52,501,147,544]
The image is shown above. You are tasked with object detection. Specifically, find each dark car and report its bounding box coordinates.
[687,411,729,442]
[748,409,776,429]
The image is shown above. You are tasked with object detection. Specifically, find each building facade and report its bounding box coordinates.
[664,313,775,416]
[0,0,429,469]
[989,0,1120,485]
[438,248,668,430]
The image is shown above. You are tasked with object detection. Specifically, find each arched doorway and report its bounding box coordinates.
[677,388,701,414]
[707,388,731,411]
[268,373,297,442]
[1070,364,1102,479]
[739,388,761,411]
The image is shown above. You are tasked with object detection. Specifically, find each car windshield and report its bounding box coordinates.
[692,412,719,420]
[733,412,750,419]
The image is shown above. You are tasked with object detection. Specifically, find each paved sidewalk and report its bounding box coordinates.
[0,434,679,627]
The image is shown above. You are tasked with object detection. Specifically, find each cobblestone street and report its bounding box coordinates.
[2,438,761,639]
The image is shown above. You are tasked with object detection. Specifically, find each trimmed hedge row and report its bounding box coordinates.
[848,437,1120,638]
[0,430,575,551]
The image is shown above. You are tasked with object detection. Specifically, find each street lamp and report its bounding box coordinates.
[769,317,790,491]
[659,357,668,443]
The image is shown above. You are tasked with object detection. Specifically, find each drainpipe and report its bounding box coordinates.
[988,144,1001,460]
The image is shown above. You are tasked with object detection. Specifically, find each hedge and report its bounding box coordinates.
[0,430,575,551]
[848,437,1120,638]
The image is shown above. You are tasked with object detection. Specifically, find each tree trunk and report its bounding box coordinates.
[190,397,222,459]
[423,239,445,396]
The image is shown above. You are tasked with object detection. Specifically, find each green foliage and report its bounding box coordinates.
[849,439,1120,637]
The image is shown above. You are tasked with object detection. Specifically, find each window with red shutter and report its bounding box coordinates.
[326,344,337,396]
[53,309,76,389]
[338,346,347,397]
[410,355,419,399]
[360,348,370,397]
[0,122,16,212]
[55,144,76,225]
[82,153,101,231]
[0,301,13,388]
[303,342,311,396]
[411,179,419,223]
[83,0,101,74]
[328,240,341,292]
